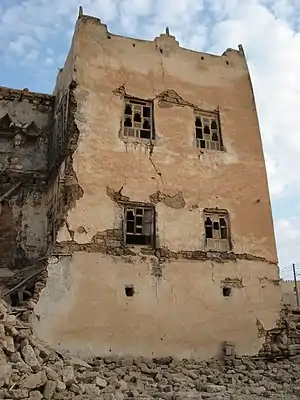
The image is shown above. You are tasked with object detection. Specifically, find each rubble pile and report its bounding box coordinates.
[258,306,300,360]
[2,283,300,399]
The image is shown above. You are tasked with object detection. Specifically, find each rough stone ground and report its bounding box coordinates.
[1,276,300,400]
[1,300,300,400]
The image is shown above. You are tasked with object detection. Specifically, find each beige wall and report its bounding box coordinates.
[281,281,299,308]
[34,14,280,359]
[35,254,280,359]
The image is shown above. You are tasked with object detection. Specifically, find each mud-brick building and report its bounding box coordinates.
[1,9,281,359]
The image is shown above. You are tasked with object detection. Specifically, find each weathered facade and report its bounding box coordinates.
[1,10,281,359]
[0,87,55,292]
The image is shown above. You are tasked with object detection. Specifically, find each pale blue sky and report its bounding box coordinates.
[1,0,300,277]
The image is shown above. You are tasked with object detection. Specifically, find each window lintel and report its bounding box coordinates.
[124,96,153,106]
[203,207,228,216]
[120,200,154,209]
[194,109,219,118]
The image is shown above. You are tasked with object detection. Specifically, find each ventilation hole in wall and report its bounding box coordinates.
[133,43,136,47]
[125,285,135,297]
[223,287,232,297]
[201,56,204,60]
[226,61,229,65]
[107,35,111,39]
[160,48,163,54]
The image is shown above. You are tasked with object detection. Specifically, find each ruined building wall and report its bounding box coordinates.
[34,15,281,359]
[281,281,299,308]
[0,88,54,287]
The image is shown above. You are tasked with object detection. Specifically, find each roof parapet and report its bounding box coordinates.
[76,5,246,60]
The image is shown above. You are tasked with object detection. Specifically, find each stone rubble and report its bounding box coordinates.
[1,282,300,399]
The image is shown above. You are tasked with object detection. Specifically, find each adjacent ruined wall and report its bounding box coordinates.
[281,281,299,308]
[0,88,55,287]
[0,87,53,176]
[34,14,281,359]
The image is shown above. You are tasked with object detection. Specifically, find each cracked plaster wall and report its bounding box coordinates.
[0,187,49,277]
[0,88,55,285]
[35,254,281,359]
[34,15,281,358]
[0,88,53,175]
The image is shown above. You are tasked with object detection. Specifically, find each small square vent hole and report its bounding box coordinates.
[125,285,135,297]
[223,287,232,297]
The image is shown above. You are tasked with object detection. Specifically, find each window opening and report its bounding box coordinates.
[123,98,154,140]
[124,204,154,246]
[194,112,222,151]
[204,211,230,251]
[205,217,213,239]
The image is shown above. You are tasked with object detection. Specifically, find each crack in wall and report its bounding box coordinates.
[148,143,163,184]
[148,256,176,305]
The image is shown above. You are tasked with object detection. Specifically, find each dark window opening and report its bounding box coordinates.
[124,117,132,127]
[143,107,151,117]
[126,234,151,245]
[205,217,213,239]
[200,140,206,149]
[125,104,132,115]
[223,287,231,297]
[195,113,222,151]
[123,98,154,140]
[213,221,219,230]
[204,125,210,135]
[126,221,134,233]
[143,120,150,130]
[211,120,217,130]
[195,117,202,127]
[134,112,141,122]
[125,205,154,246]
[125,286,135,297]
[212,132,218,142]
[196,127,202,139]
[204,212,230,250]
[220,218,228,239]
[140,130,151,139]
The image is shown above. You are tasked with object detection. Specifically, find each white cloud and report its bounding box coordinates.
[275,218,300,278]
[1,0,300,268]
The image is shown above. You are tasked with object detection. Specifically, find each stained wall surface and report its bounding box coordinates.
[0,88,54,283]
[34,15,281,358]
[0,87,53,175]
